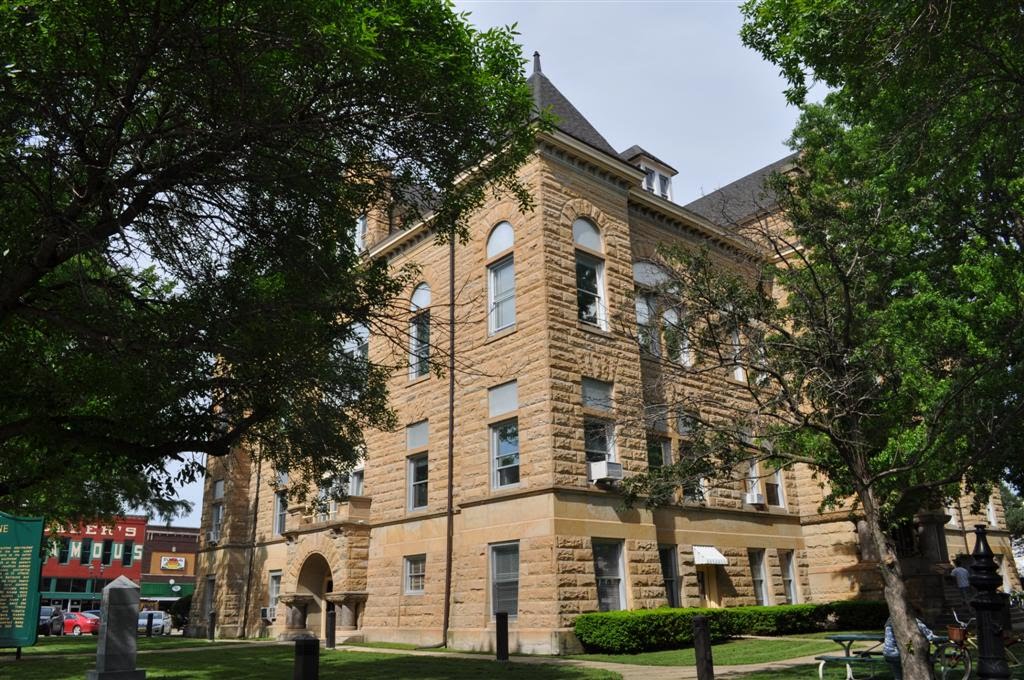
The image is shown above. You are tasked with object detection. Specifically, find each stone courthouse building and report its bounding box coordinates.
[191,59,1018,653]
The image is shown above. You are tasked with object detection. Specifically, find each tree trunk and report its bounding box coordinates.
[859,484,934,679]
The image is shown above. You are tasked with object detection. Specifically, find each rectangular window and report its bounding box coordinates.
[408,454,428,510]
[987,499,998,528]
[646,436,671,470]
[353,214,367,252]
[491,420,520,488]
[488,256,516,333]
[491,542,519,618]
[584,418,615,463]
[779,550,798,604]
[80,538,93,565]
[58,538,70,565]
[731,329,747,382]
[205,576,216,615]
[404,555,426,594]
[593,540,625,612]
[658,545,680,608]
[274,491,288,535]
[581,378,613,411]
[746,459,761,495]
[406,420,429,449]
[101,539,113,567]
[635,293,660,356]
[268,571,282,611]
[348,468,364,497]
[211,504,224,538]
[410,310,430,378]
[662,307,691,366]
[643,166,657,192]
[748,549,767,606]
[575,253,605,328]
[213,479,225,500]
[765,468,785,507]
[276,469,289,486]
[659,174,671,200]
[489,381,520,488]
[122,540,134,567]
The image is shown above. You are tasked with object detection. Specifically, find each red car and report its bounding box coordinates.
[63,611,99,636]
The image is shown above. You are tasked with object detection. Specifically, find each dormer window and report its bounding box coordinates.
[641,165,672,200]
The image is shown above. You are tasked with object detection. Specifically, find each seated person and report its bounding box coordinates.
[883,604,936,680]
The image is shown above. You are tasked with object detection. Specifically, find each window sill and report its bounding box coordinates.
[576,321,612,337]
[485,325,517,344]
[406,374,430,387]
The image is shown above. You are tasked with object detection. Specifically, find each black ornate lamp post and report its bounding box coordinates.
[969,524,1010,679]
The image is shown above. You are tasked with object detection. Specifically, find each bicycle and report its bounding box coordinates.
[932,610,1024,680]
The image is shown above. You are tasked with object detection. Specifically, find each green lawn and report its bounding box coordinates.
[567,637,842,666]
[17,635,239,656]
[1,643,620,680]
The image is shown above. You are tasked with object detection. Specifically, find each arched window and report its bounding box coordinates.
[409,284,431,378]
[573,218,606,328]
[486,222,516,334]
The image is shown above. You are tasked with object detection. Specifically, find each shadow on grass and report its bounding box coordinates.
[2,645,621,680]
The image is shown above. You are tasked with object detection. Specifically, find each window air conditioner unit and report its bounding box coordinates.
[260,607,275,622]
[588,460,623,483]
[744,492,766,506]
[207,529,220,544]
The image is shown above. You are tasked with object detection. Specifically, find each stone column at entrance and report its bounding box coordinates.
[277,593,316,640]
[325,592,367,641]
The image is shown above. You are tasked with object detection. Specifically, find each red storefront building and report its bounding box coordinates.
[41,516,147,611]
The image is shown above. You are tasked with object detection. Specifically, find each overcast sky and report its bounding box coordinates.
[166,1,808,528]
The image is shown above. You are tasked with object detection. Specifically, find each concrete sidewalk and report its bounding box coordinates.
[331,642,821,679]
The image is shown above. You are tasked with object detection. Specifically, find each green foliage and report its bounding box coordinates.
[573,602,888,654]
[1001,484,1024,541]
[169,593,192,629]
[0,0,538,522]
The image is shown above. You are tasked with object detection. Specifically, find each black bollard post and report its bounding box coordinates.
[693,615,715,680]
[146,612,154,638]
[293,637,320,680]
[207,611,216,641]
[495,612,509,662]
[326,607,336,650]
[969,525,1011,679]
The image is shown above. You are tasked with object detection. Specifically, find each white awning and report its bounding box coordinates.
[693,545,728,565]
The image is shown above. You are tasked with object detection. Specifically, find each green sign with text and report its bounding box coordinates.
[0,510,43,649]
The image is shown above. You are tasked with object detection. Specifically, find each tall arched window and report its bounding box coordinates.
[486,222,515,334]
[573,218,606,329]
[409,284,431,379]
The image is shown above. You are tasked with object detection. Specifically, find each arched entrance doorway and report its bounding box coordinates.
[295,553,333,637]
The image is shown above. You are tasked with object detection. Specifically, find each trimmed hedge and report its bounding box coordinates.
[573,600,889,654]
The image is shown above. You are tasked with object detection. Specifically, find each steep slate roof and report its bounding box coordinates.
[618,144,679,174]
[684,152,799,226]
[528,53,617,157]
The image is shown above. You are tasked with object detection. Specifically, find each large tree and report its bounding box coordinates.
[0,0,537,523]
[622,2,1023,677]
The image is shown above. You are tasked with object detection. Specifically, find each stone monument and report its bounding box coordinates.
[86,575,146,680]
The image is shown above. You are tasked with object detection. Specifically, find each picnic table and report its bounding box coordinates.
[815,634,887,680]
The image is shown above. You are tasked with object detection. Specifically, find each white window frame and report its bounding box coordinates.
[593,539,626,612]
[731,328,747,382]
[748,549,768,606]
[635,292,661,356]
[746,459,761,495]
[765,467,785,508]
[268,571,282,613]
[274,491,288,536]
[210,503,224,539]
[353,214,368,252]
[409,284,431,379]
[491,419,520,489]
[575,251,606,329]
[404,555,426,594]
[408,453,429,511]
[779,550,798,604]
[584,417,615,463]
[213,479,225,500]
[488,255,516,334]
[348,466,364,497]
[490,542,520,619]
[662,306,692,367]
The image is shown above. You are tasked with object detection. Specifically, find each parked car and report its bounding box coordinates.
[37,606,63,636]
[136,610,170,635]
[83,609,102,619]
[63,611,99,636]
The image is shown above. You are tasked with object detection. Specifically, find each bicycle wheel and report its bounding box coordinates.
[933,643,972,680]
